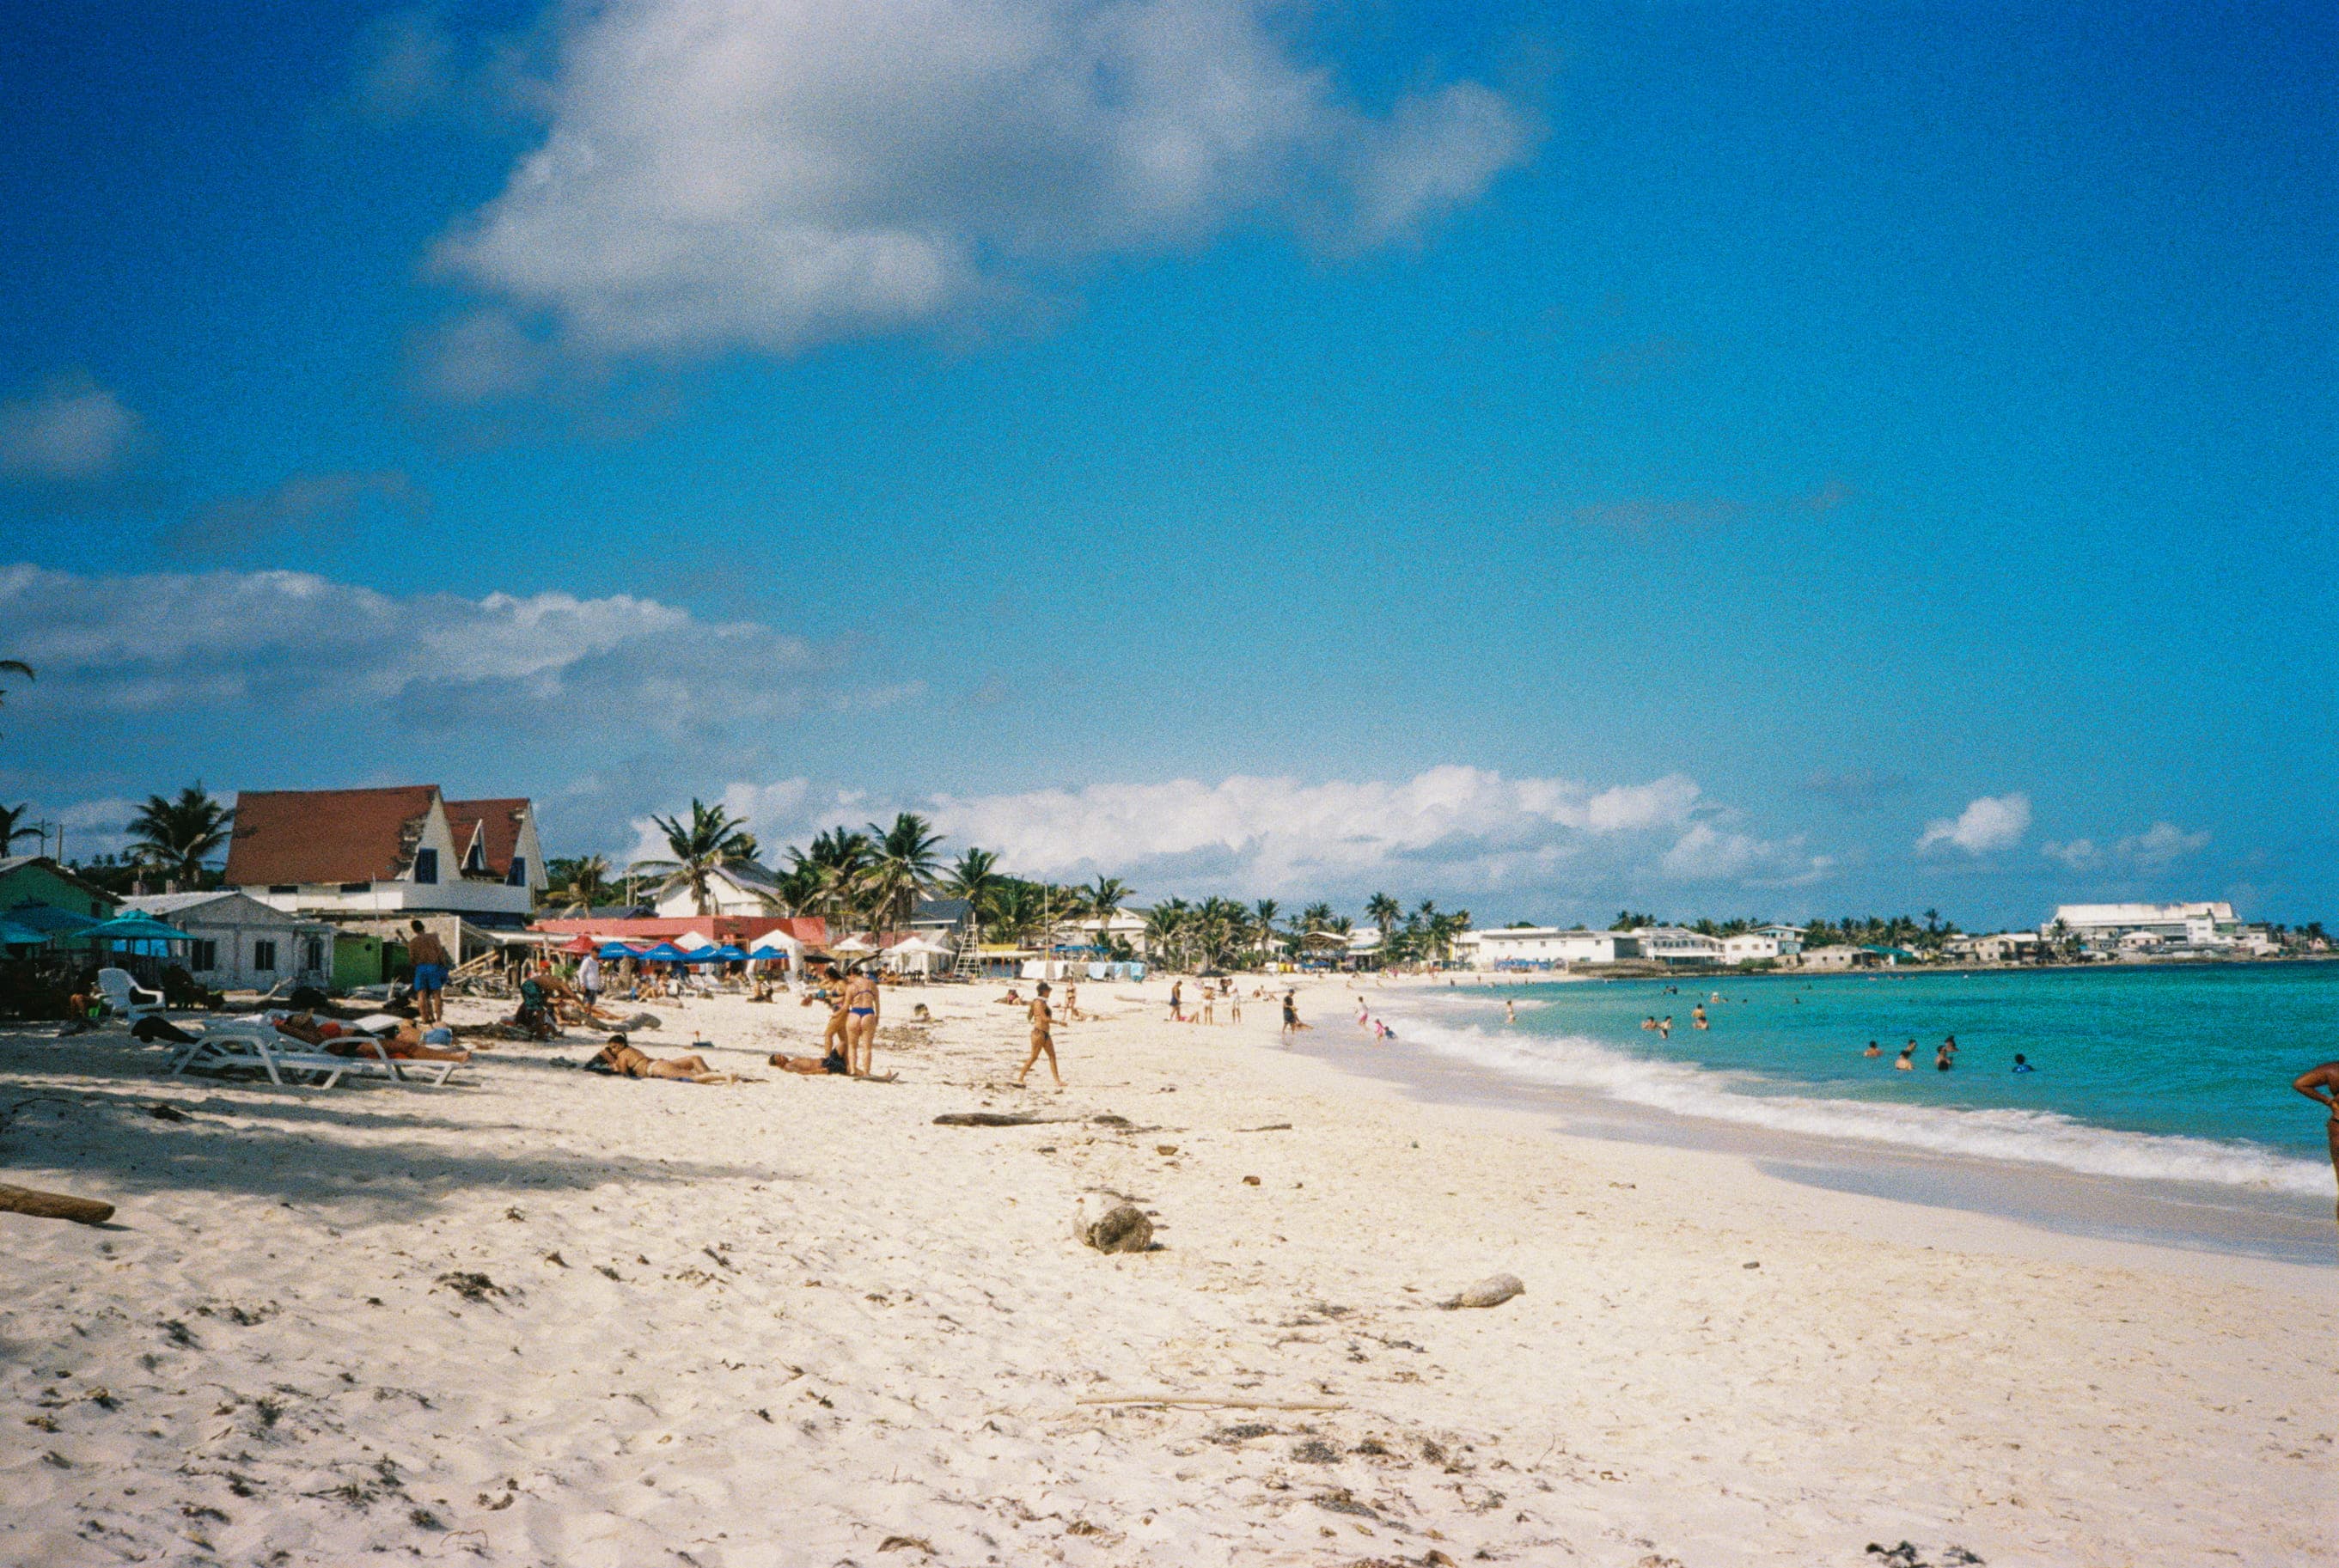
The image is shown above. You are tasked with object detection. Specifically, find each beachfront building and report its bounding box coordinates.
[649,861,787,918]
[1630,926,1727,966]
[2043,901,2242,953]
[1944,930,2043,964]
[0,855,116,924]
[1797,943,1879,970]
[120,891,334,991]
[1462,927,1643,969]
[226,786,547,927]
[1719,927,1805,964]
[1061,912,1151,955]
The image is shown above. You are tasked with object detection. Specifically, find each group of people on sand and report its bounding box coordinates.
[1163,977,1304,1037]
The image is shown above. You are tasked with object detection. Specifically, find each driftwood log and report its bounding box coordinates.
[932,1113,1066,1127]
[0,1183,115,1225]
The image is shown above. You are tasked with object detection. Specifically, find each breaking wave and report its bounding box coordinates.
[1375,1008,2329,1198]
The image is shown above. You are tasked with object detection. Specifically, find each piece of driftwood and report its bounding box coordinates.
[1075,1394,1347,1411]
[0,1183,115,1225]
[1239,1122,1293,1132]
[932,1112,1068,1127]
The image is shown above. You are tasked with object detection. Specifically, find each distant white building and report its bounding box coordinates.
[122,891,335,990]
[1632,926,1726,965]
[1720,930,1790,964]
[650,862,785,918]
[2045,902,2240,950]
[1464,927,1643,969]
[1944,930,2041,964]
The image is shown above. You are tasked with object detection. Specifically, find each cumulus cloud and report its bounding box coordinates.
[1659,822,1831,886]
[665,765,1823,900]
[0,380,140,479]
[1915,792,2031,856]
[0,563,834,735]
[2043,821,2209,873]
[432,0,1535,361]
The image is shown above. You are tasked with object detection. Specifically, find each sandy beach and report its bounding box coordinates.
[3,975,2331,1567]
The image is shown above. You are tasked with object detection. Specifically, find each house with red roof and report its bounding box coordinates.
[224,786,546,926]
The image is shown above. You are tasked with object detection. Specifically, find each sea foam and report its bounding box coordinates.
[1376,1006,2330,1198]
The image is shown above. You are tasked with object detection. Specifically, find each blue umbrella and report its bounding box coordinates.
[82,913,193,943]
[8,902,100,934]
[638,943,690,962]
[0,918,50,947]
[597,942,642,960]
[701,944,747,961]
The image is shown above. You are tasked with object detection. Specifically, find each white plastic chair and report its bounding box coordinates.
[97,967,165,1022]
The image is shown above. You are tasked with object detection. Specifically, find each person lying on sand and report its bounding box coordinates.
[911,1002,932,1022]
[588,1034,739,1083]
[769,1048,848,1075]
[995,988,1023,1004]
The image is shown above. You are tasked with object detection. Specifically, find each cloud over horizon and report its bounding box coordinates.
[431,0,1536,365]
[1916,792,2031,856]
[0,379,140,480]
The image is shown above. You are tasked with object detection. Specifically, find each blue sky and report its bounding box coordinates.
[3,1,2332,927]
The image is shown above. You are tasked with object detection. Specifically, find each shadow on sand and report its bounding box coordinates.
[0,1028,788,1224]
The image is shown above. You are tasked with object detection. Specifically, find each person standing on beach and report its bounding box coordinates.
[842,966,880,1077]
[1169,980,1183,1022]
[1281,991,1303,1038]
[2290,1060,2339,1225]
[1016,982,1062,1088]
[406,919,451,1026]
[577,949,602,1013]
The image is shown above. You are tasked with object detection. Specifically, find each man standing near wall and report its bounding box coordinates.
[408,918,452,1026]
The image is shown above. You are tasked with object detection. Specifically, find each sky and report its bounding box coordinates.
[2,1,2332,928]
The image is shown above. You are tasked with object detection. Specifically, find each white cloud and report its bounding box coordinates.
[2041,837,2100,870]
[1660,822,1831,885]
[1915,792,2031,856]
[0,381,140,479]
[2043,821,2209,873]
[669,764,1828,900]
[0,563,833,735]
[2119,821,2210,868]
[433,0,1535,360]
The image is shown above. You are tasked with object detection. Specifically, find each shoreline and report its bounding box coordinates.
[3,978,2332,1565]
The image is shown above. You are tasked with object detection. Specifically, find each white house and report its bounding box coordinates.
[1944,930,2042,964]
[1720,932,1785,964]
[227,787,547,925]
[121,891,335,990]
[1631,926,1727,965]
[650,862,785,918]
[2044,902,2240,950]
[1061,912,1151,954]
[1463,927,1643,968]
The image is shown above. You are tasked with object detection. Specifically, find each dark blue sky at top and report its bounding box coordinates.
[1,2,2331,926]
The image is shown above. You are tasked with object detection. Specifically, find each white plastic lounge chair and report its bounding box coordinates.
[97,967,165,1022]
[172,1018,465,1089]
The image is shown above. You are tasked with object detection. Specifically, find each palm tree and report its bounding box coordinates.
[987,880,1048,947]
[859,812,945,935]
[128,783,235,891]
[1365,892,1400,945]
[944,847,1002,942]
[546,854,612,914]
[0,801,39,854]
[1145,899,1191,969]
[632,799,755,916]
[1249,899,1281,961]
[1083,876,1131,943]
[785,826,876,926]
[1300,901,1334,933]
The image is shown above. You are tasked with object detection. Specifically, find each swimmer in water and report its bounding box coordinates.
[1505,999,1517,1025]
[1658,1016,1673,1039]
[1935,1043,1953,1072]
[2011,1053,2035,1073]
[1894,1043,1915,1071]
[1692,1004,1707,1030]
[1863,1040,1883,1059]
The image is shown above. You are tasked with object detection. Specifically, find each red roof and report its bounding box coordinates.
[224,786,440,888]
[443,797,530,879]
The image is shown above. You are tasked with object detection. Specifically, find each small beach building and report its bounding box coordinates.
[0,856,117,924]
[120,892,335,991]
[1465,927,1643,969]
[225,786,546,926]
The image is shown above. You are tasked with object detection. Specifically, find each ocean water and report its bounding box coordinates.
[1374,964,2339,1199]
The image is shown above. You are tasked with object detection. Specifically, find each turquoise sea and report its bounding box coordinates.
[1377,962,2338,1199]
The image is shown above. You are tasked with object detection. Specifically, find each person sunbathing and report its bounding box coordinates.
[587,1034,738,1083]
[274,1013,471,1063]
[995,988,1023,1004]
[768,1047,848,1075]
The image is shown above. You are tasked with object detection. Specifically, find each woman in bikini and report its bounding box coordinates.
[842,967,881,1077]
[1016,982,1063,1088]
[589,1034,738,1083]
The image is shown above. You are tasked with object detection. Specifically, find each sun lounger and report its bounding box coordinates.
[97,967,166,1022]
[171,1019,465,1089]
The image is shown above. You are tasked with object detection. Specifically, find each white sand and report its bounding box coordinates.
[3,977,2331,1567]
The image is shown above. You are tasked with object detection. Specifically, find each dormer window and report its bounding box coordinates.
[464,839,486,874]
[506,856,528,888]
[413,848,438,885]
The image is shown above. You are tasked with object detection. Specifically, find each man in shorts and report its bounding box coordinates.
[407,919,451,1025]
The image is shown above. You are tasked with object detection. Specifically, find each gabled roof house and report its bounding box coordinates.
[225,786,547,925]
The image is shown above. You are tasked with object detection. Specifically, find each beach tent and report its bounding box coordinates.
[882,932,953,975]
[559,933,602,956]
[671,930,715,951]
[831,935,876,955]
